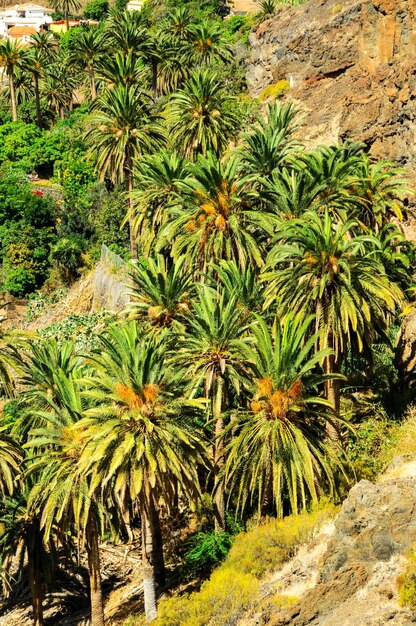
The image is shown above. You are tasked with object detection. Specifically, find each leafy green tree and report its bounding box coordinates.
[167,70,239,158]
[84,0,109,20]
[78,323,205,621]
[223,314,341,517]
[263,211,404,415]
[97,51,147,89]
[239,102,300,182]
[187,21,232,66]
[84,84,165,258]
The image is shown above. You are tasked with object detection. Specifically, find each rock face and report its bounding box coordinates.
[247,0,416,165]
[270,475,416,625]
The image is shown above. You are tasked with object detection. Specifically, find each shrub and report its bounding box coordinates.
[50,237,84,282]
[184,531,233,577]
[259,79,290,101]
[5,268,36,297]
[156,568,259,626]
[225,503,338,578]
[398,548,416,609]
[149,504,337,626]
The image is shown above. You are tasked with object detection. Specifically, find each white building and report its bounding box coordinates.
[126,0,145,11]
[0,4,53,40]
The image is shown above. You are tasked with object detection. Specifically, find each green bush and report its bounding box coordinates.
[5,268,36,297]
[50,237,84,282]
[259,79,290,101]
[398,547,416,609]
[184,531,233,577]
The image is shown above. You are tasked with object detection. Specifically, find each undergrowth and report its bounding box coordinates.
[124,503,337,626]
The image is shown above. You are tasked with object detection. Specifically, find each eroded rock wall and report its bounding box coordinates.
[248,0,416,165]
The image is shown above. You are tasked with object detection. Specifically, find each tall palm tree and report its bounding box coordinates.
[25,368,106,626]
[167,70,239,158]
[84,84,165,258]
[263,211,404,415]
[26,32,56,128]
[0,39,28,121]
[223,314,341,517]
[12,338,105,625]
[78,323,205,621]
[50,0,81,31]
[163,152,275,272]
[42,60,77,119]
[68,25,106,100]
[127,150,190,254]
[172,285,252,529]
[0,481,57,626]
[0,425,21,497]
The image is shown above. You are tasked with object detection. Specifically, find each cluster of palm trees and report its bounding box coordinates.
[0,2,413,625]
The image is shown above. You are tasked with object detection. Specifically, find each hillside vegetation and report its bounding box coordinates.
[0,0,414,624]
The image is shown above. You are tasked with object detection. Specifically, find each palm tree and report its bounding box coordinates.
[50,0,81,31]
[239,102,300,181]
[263,211,404,415]
[167,70,239,158]
[68,25,106,100]
[78,323,205,621]
[127,150,190,254]
[25,368,106,626]
[27,32,56,128]
[12,338,105,625]
[84,84,165,258]
[187,21,232,67]
[223,314,341,517]
[353,154,411,233]
[0,425,21,497]
[42,60,77,119]
[128,255,195,330]
[0,39,28,121]
[165,6,193,42]
[172,285,252,529]
[163,152,275,272]
[0,482,57,626]
[97,51,148,89]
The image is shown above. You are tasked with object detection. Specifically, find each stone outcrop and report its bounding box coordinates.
[247,0,416,166]
[268,471,416,625]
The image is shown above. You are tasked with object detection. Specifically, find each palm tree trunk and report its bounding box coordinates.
[65,12,69,32]
[324,335,341,440]
[86,514,105,626]
[151,57,158,95]
[141,492,158,622]
[125,160,137,260]
[28,550,44,626]
[8,71,17,122]
[213,376,225,532]
[34,73,42,128]
[150,499,165,587]
[88,65,97,100]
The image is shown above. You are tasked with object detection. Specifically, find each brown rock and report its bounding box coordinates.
[247,0,416,166]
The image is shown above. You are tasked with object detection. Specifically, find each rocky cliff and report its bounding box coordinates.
[241,458,416,626]
[247,0,416,166]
